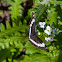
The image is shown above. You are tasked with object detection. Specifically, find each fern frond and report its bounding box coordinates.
[0,25,28,38]
[9,0,23,21]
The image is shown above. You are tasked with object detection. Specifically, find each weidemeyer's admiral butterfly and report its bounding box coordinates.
[28,12,49,52]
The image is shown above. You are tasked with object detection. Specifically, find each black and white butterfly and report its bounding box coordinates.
[28,12,49,52]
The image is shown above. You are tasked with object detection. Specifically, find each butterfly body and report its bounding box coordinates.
[29,12,49,52]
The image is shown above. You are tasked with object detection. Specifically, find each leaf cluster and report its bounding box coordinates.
[0,0,62,62]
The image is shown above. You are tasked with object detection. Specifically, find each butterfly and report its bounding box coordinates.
[28,12,49,52]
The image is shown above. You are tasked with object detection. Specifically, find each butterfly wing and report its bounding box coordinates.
[29,12,49,52]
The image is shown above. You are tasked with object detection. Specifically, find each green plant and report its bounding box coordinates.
[0,0,62,62]
[27,0,62,62]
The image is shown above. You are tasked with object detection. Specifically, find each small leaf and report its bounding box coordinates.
[23,55,31,62]
[25,41,40,54]
[47,8,58,26]
[0,23,5,32]
[30,54,51,62]
[50,1,62,4]
[6,21,11,29]
[15,42,23,52]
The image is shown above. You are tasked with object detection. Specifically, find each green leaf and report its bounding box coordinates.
[48,12,57,25]
[9,0,23,21]
[34,5,46,24]
[15,42,23,52]
[23,55,31,62]
[5,42,9,48]
[13,59,19,62]
[0,49,12,62]
[0,23,5,32]
[6,21,11,29]
[2,0,12,4]
[25,41,40,54]
[30,54,51,62]
[0,11,3,15]
[0,25,28,38]
[47,8,57,25]
[50,1,62,4]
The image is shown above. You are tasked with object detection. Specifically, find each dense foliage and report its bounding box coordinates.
[0,0,62,62]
